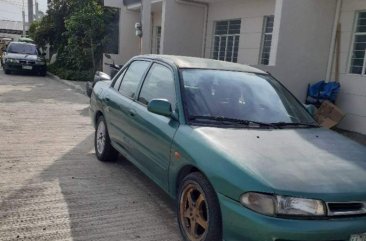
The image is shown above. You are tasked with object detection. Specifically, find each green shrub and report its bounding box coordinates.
[48,63,94,82]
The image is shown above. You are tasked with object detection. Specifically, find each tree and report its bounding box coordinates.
[29,0,118,80]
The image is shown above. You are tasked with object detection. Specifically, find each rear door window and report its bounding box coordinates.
[119,60,151,98]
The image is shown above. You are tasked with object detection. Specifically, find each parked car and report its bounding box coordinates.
[89,55,366,241]
[2,42,47,76]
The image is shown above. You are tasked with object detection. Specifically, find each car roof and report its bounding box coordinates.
[138,54,266,74]
[8,41,36,46]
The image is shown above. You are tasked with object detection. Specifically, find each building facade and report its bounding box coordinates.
[103,0,366,134]
[0,20,28,41]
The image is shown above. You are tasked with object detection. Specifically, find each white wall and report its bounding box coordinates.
[335,0,366,134]
[0,33,22,41]
[204,0,276,65]
[151,7,162,54]
[103,0,140,74]
[259,0,337,102]
[104,0,123,8]
[141,0,152,54]
[161,0,206,57]
[103,6,141,74]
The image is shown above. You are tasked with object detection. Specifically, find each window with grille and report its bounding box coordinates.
[350,12,366,75]
[212,19,241,63]
[259,15,274,65]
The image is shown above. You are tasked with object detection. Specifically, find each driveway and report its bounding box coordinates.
[0,70,182,241]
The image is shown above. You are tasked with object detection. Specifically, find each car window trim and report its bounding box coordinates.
[135,61,177,108]
[117,60,152,100]
[112,68,127,91]
[111,64,128,87]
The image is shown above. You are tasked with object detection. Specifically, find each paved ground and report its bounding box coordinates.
[0,69,182,241]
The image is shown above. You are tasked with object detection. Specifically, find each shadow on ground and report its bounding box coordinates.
[0,133,181,240]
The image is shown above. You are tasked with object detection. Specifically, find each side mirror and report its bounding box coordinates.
[304,104,317,117]
[148,99,173,117]
[97,71,111,81]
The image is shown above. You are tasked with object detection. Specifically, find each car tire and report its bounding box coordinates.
[177,172,222,241]
[86,82,93,97]
[4,68,10,75]
[94,116,118,162]
[39,70,47,76]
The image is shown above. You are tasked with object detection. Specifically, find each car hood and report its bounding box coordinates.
[5,53,38,60]
[195,127,366,197]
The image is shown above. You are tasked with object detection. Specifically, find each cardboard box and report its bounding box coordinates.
[315,101,345,128]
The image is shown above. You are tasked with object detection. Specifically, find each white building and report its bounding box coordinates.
[0,20,28,41]
[103,0,366,135]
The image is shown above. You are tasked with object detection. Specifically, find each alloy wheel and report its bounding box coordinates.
[179,183,209,241]
[96,120,106,155]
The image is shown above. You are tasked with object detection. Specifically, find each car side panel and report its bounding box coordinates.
[127,102,180,191]
[103,88,134,151]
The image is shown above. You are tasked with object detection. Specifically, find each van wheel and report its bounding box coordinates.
[95,116,118,162]
[177,172,222,241]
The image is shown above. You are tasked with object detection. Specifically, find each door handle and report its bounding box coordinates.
[105,97,111,103]
[129,109,136,117]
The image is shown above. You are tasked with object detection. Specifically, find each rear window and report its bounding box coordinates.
[7,43,38,55]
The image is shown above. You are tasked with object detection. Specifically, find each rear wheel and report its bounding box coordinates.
[177,172,222,241]
[4,68,10,75]
[95,116,118,162]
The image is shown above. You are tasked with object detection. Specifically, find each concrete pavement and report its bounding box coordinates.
[0,69,182,241]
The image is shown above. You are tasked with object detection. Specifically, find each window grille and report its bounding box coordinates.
[259,15,274,65]
[350,12,366,75]
[212,19,241,63]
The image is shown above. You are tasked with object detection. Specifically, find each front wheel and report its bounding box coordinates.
[95,116,118,162]
[4,68,10,75]
[39,70,47,76]
[177,172,222,241]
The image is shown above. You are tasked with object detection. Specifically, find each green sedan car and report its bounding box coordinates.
[89,55,366,241]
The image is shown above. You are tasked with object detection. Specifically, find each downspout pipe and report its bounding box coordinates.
[326,0,342,81]
[175,0,209,58]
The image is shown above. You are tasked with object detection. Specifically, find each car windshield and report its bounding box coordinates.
[7,43,37,55]
[181,69,317,127]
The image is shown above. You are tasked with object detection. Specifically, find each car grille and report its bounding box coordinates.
[19,60,35,65]
[327,202,366,216]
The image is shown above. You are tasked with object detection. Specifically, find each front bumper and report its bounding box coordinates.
[3,62,46,72]
[219,193,366,241]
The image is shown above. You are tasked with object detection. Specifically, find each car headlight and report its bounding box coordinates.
[240,192,326,217]
[5,58,18,63]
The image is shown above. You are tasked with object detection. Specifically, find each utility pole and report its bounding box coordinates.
[28,0,33,24]
[22,0,26,36]
[35,0,39,20]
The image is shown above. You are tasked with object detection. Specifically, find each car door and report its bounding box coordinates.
[127,62,179,190]
[104,60,151,153]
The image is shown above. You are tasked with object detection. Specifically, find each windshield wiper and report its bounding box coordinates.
[189,116,276,128]
[270,122,319,128]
